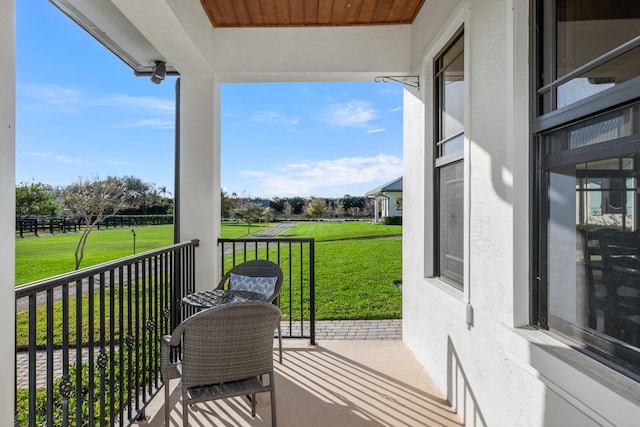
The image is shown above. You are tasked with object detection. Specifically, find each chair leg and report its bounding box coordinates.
[164,379,170,426]
[270,373,277,426]
[278,324,283,364]
[251,393,257,417]
[182,391,188,427]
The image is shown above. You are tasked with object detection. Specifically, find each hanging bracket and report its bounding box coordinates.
[374,75,420,90]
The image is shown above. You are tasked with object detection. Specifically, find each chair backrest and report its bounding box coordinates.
[217,260,284,302]
[176,302,282,389]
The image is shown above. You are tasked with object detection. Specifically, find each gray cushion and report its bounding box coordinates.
[229,273,277,297]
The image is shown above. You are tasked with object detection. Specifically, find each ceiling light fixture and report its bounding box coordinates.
[151,61,166,84]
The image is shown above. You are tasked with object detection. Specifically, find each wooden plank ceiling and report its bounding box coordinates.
[200,0,425,27]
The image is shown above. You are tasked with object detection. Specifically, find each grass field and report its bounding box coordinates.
[278,220,401,241]
[16,221,402,321]
[15,222,275,285]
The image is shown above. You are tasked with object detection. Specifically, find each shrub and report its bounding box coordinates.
[16,346,153,426]
[381,216,402,225]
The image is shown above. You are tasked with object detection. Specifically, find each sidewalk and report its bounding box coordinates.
[246,221,296,238]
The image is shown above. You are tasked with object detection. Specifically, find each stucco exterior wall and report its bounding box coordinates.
[0,0,16,423]
[403,1,640,426]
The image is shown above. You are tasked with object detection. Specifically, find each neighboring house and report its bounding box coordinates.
[366,177,402,223]
[1,1,639,426]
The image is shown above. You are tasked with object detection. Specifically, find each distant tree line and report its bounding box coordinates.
[16,176,173,219]
[16,176,173,269]
[221,191,373,223]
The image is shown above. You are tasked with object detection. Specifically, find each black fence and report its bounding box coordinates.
[218,237,316,345]
[15,239,198,426]
[16,215,173,237]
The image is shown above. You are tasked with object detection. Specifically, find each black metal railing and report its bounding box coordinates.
[15,240,199,427]
[218,237,315,345]
[16,215,174,238]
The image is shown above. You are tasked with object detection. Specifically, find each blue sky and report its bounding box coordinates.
[16,1,404,199]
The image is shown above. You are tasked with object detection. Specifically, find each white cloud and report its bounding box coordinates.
[93,94,175,113]
[105,160,136,166]
[326,100,379,127]
[390,106,402,112]
[113,118,174,129]
[18,84,82,112]
[367,128,386,134]
[251,111,299,126]
[237,154,402,197]
[24,151,82,164]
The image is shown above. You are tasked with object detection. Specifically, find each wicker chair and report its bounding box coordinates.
[161,302,282,427]
[215,260,285,363]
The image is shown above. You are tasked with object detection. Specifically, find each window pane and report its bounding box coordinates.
[545,102,639,154]
[442,50,464,140]
[548,157,639,347]
[436,33,464,159]
[439,162,464,287]
[439,134,464,158]
[539,0,640,115]
[557,46,640,109]
[556,0,640,79]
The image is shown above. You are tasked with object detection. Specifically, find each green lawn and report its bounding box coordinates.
[314,238,402,320]
[279,220,401,241]
[15,223,275,285]
[16,221,402,321]
[16,225,175,285]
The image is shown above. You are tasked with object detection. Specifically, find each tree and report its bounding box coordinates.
[15,182,60,217]
[233,202,263,234]
[159,186,171,198]
[290,197,306,215]
[261,207,275,224]
[221,190,233,218]
[121,176,151,214]
[282,201,293,220]
[62,176,135,270]
[306,197,328,219]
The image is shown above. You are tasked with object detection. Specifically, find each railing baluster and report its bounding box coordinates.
[299,242,305,337]
[289,243,294,337]
[75,278,83,427]
[108,269,116,424]
[309,241,316,345]
[141,260,147,405]
[134,260,141,415]
[15,240,199,426]
[99,272,106,426]
[27,294,36,427]
[118,266,125,424]
[87,276,95,425]
[217,237,315,343]
[46,289,54,427]
[126,263,133,419]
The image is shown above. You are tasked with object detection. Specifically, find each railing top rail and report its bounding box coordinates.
[218,237,314,243]
[15,239,199,298]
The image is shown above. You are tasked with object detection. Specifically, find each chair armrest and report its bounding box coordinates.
[160,335,181,380]
[215,272,231,290]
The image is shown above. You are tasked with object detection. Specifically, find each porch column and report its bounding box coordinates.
[178,73,220,291]
[0,0,16,422]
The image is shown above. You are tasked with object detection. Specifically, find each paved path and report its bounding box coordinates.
[247,222,297,237]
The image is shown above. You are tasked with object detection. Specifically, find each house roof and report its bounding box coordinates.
[365,177,402,197]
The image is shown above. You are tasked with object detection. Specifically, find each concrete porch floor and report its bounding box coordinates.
[141,339,463,427]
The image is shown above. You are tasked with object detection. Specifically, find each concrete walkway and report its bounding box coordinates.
[148,337,463,427]
[247,222,297,238]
